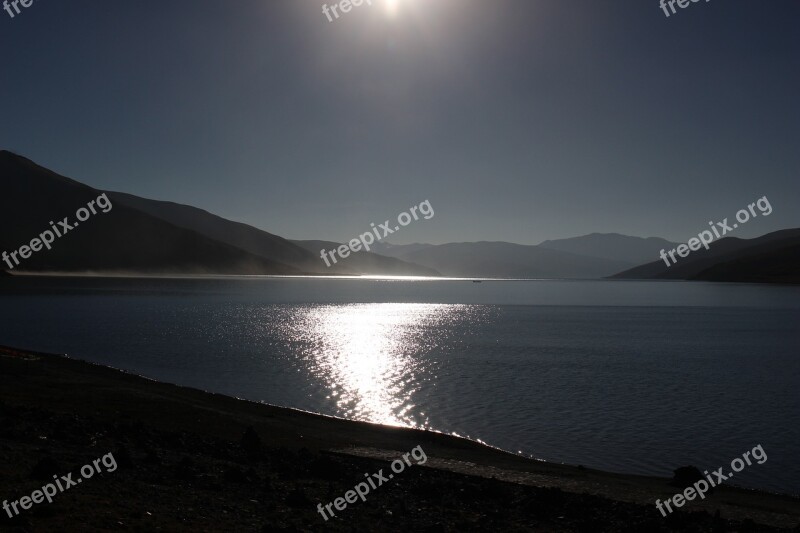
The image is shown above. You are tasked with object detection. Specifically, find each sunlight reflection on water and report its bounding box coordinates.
[282,303,468,428]
[2,277,799,493]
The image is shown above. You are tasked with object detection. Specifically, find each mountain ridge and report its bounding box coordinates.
[3,151,796,281]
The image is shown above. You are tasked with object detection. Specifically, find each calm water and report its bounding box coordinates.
[1,276,799,494]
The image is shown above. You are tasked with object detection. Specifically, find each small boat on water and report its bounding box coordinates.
[472,280,482,283]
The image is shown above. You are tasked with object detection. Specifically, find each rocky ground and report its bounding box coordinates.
[1,346,798,532]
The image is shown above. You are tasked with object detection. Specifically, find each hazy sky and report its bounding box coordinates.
[1,0,798,245]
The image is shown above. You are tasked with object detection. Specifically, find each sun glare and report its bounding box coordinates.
[384,0,401,17]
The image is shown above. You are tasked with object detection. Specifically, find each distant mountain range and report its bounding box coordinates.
[538,233,678,265]
[373,235,679,279]
[385,241,634,279]
[1,151,797,282]
[368,242,436,258]
[289,240,439,276]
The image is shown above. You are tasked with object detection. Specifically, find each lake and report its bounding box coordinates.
[1,276,798,494]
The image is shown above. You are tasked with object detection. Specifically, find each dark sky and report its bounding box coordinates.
[1,0,798,245]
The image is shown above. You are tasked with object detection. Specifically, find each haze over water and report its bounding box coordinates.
[1,276,798,494]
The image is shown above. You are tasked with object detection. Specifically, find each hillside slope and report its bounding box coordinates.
[611,230,800,282]
[0,151,299,275]
[109,193,438,276]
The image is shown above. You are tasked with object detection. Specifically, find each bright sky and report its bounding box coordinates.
[1,0,798,244]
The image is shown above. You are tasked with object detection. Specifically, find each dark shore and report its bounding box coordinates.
[0,346,798,532]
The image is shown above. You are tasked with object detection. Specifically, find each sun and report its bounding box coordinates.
[384,0,401,17]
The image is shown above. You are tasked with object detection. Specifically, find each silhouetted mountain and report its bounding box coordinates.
[109,193,438,276]
[290,240,440,276]
[368,242,435,258]
[538,233,678,265]
[0,151,299,275]
[692,242,800,283]
[109,192,317,268]
[396,241,634,279]
[0,151,438,277]
[611,229,800,282]
[9,151,792,281]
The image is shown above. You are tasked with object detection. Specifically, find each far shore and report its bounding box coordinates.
[0,345,798,531]
[5,271,795,284]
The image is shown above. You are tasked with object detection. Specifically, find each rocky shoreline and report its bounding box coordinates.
[0,346,798,532]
